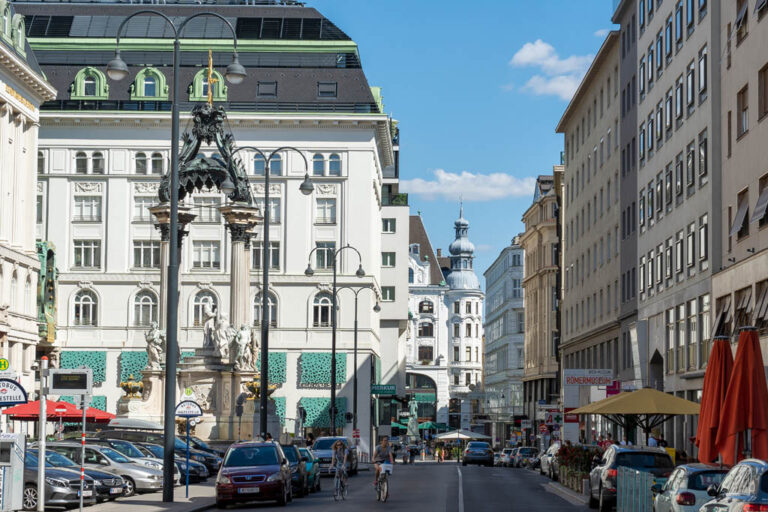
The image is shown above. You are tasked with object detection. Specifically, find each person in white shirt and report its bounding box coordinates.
[648,434,658,447]
[620,436,632,446]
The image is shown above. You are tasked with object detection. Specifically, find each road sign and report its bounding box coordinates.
[175,400,203,418]
[521,420,532,430]
[353,429,360,439]
[371,384,396,395]
[0,359,9,371]
[0,379,27,406]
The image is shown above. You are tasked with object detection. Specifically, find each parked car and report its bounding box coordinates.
[215,441,292,508]
[462,441,494,467]
[48,441,164,496]
[540,443,561,479]
[494,452,502,466]
[96,430,222,473]
[29,449,125,503]
[189,436,225,457]
[23,451,97,511]
[310,437,358,475]
[589,445,673,512]
[299,447,321,493]
[514,447,539,468]
[280,444,309,497]
[699,459,768,512]
[87,438,175,478]
[654,463,728,512]
[500,448,515,467]
[135,442,209,483]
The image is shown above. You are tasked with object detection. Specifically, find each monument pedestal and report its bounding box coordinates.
[117,368,167,424]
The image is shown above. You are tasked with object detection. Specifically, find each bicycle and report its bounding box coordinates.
[333,465,348,501]
[376,462,392,502]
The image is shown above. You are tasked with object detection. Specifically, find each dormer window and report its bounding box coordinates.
[189,69,227,103]
[130,68,169,101]
[318,82,337,98]
[410,244,420,256]
[144,76,156,97]
[83,77,96,96]
[71,67,109,100]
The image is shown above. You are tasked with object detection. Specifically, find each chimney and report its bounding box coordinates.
[436,248,442,257]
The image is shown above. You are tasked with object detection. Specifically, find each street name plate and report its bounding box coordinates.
[371,384,396,395]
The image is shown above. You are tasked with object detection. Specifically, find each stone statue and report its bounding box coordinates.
[233,324,254,371]
[212,312,236,360]
[203,303,217,350]
[407,399,420,441]
[145,322,165,370]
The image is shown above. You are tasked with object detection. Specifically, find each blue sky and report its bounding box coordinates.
[314,0,618,282]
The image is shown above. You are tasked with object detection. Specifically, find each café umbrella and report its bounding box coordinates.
[695,336,734,463]
[2,399,82,422]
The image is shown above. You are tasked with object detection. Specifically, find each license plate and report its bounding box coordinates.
[110,488,122,495]
[78,490,93,498]
[238,487,260,494]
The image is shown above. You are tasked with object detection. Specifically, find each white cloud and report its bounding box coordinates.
[594,28,610,37]
[508,39,594,101]
[400,169,536,202]
[522,74,583,101]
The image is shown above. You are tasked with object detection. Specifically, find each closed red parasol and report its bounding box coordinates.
[695,336,734,463]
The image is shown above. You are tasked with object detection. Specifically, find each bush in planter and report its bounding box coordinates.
[556,445,602,491]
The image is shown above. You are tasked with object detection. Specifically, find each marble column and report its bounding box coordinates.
[150,205,196,329]
[220,205,261,329]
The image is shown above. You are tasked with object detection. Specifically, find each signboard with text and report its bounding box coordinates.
[48,369,93,396]
[0,379,27,406]
[371,385,396,395]
[563,369,614,386]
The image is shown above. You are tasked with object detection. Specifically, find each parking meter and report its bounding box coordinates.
[0,433,25,511]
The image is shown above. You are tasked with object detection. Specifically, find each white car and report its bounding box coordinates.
[653,464,728,512]
[500,448,514,467]
[539,442,561,479]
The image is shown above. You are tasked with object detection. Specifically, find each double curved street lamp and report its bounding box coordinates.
[106,11,245,502]
[305,244,366,435]
[228,146,313,440]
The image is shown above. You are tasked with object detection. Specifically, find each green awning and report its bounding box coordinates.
[413,393,436,402]
[391,422,407,429]
[418,421,438,430]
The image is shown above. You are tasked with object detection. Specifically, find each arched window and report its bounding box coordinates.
[312,154,325,176]
[253,154,266,175]
[313,293,332,327]
[135,152,147,174]
[329,154,341,176]
[151,153,164,174]
[24,278,31,315]
[419,300,434,314]
[134,290,158,327]
[71,67,108,100]
[189,68,227,102]
[193,291,217,327]
[2,8,9,36]
[253,293,277,327]
[75,152,88,174]
[143,76,156,97]
[269,154,282,176]
[9,273,17,311]
[73,290,97,326]
[37,151,45,174]
[408,268,414,284]
[92,152,105,174]
[83,76,96,96]
[418,322,434,337]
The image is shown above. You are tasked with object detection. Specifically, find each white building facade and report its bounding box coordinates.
[483,236,525,446]
[24,1,408,453]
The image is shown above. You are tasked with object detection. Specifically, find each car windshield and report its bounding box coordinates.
[503,449,513,454]
[174,438,188,451]
[108,440,145,458]
[299,449,312,461]
[312,439,338,450]
[224,446,279,467]
[282,447,298,463]
[467,442,489,449]
[39,450,77,468]
[519,448,537,455]
[101,447,131,463]
[144,445,163,458]
[192,437,212,450]
[615,452,673,469]
[25,452,40,468]
[689,471,727,490]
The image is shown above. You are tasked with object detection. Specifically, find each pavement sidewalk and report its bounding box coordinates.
[86,483,215,512]
[544,481,590,507]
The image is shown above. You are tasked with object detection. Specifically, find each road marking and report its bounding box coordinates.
[457,467,464,512]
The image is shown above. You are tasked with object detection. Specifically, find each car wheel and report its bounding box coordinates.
[287,483,293,503]
[122,476,136,497]
[22,484,37,511]
[599,488,611,512]
[216,499,229,509]
[316,474,321,492]
[276,484,287,507]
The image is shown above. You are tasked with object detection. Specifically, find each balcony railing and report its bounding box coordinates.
[382,193,408,206]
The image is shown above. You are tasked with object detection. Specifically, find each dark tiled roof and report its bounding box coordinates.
[409,215,443,286]
[0,3,45,77]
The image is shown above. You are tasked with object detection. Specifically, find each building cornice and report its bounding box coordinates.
[560,320,621,351]
[0,45,57,103]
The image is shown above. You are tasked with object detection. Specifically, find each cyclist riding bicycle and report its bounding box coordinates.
[372,436,394,486]
[331,440,349,485]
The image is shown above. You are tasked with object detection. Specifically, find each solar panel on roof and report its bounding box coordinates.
[46,16,73,37]
[261,18,282,38]
[281,18,301,39]
[26,16,49,37]
[301,18,320,39]
[235,18,261,39]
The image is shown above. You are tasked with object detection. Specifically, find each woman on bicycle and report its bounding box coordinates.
[331,440,349,485]
[373,436,394,486]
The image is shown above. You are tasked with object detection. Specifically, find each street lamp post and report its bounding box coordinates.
[305,245,366,435]
[336,285,380,434]
[229,146,312,439]
[106,11,246,503]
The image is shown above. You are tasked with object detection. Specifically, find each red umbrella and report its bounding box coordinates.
[84,407,115,424]
[695,336,734,463]
[2,400,82,422]
[714,327,768,465]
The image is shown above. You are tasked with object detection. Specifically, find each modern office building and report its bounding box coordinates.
[712,0,768,354]
[0,0,56,396]
[483,236,525,446]
[635,0,722,453]
[556,32,621,443]
[21,0,407,452]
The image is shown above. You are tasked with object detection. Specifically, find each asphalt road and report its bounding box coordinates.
[221,463,592,512]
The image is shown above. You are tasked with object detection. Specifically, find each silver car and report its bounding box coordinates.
[48,442,163,496]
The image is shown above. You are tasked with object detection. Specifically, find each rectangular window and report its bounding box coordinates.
[656,174,663,214]
[735,190,750,240]
[317,81,337,98]
[738,85,749,137]
[698,129,708,179]
[736,0,748,43]
[453,324,460,339]
[666,165,673,205]
[639,123,646,159]
[254,197,281,224]
[687,223,696,267]
[252,241,280,270]
[676,232,684,273]
[665,241,673,278]
[656,31,663,71]
[36,195,43,224]
[640,189,646,226]
[133,196,155,222]
[665,17,673,56]
[639,256,646,292]
[656,245,663,283]
[133,240,160,269]
[648,44,655,85]
[698,46,708,96]
[315,241,336,270]
[676,2,684,41]
[73,196,102,222]
[656,102,663,141]
[382,286,395,302]
[192,241,220,269]
[686,142,696,186]
[382,252,396,267]
[315,198,337,224]
[193,197,221,223]
[648,114,655,151]
[256,81,277,97]
[676,153,684,195]
[73,240,101,269]
[759,64,768,120]
[687,62,695,108]
[687,0,695,27]
[640,57,646,94]
[640,0,646,28]
[665,91,673,130]
[675,76,684,119]
[699,214,708,262]
[382,218,396,233]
